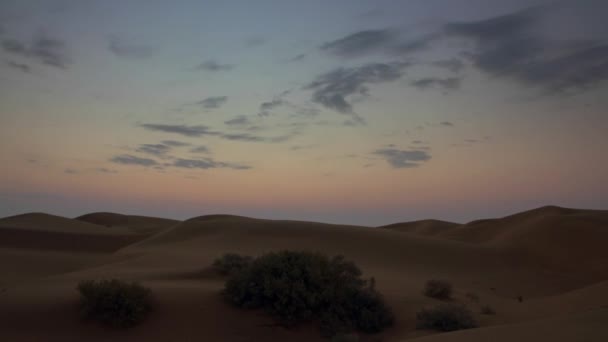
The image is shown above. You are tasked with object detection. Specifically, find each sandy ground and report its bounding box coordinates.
[0,206,606,341]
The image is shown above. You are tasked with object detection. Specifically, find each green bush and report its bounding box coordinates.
[423,279,453,300]
[213,253,253,276]
[221,251,394,337]
[416,304,478,332]
[78,279,152,328]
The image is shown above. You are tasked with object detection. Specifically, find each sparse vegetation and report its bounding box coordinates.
[481,305,496,315]
[221,251,394,337]
[213,253,253,276]
[416,304,478,332]
[424,279,453,300]
[78,279,152,328]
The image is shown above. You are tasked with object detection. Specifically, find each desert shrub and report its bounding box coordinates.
[222,251,393,337]
[212,253,253,276]
[416,304,478,332]
[331,333,360,342]
[78,279,152,328]
[423,279,453,300]
[481,305,496,315]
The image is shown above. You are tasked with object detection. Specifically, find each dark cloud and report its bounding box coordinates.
[173,158,250,170]
[2,35,70,69]
[190,146,210,154]
[64,168,78,174]
[198,96,228,109]
[321,29,396,58]
[432,58,465,73]
[224,115,251,126]
[194,59,234,72]
[6,60,30,73]
[140,124,220,137]
[162,140,191,147]
[411,77,461,91]
[440,121,455,127]
[108,36,156,59]
[373,148,431,168]
[443,4,608,93]
[136,144,171,156]
[110,155,159,166]
[305,62,407,118]
[392,33,441,55]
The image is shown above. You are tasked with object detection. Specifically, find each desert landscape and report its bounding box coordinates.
[1,205,607,341]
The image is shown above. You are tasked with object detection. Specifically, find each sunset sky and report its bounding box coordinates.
[1,0,607,225]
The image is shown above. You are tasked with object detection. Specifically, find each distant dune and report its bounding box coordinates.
[0,206,607,341]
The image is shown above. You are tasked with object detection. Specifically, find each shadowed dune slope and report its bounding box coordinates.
[76,212,180,234]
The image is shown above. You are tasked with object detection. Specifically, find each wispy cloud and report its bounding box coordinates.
[6,60,31,73]
[321,29,396,58]
[2,34,71,69]
[194,59,234,72]
[140,124,220,137]
[190,146,210,154]
[224,115,251,126]
[305,62,408,121]
[173,158,250,170]
[197,96,228,109]
[136,144,171,156]
[162,140,191,147]
[373,148,431,168]
[108,36,156,59]
[110,155,159,166]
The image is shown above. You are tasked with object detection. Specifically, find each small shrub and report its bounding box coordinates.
[423,279,453,300]
[212,253,253,276]
[416,304,478,332]
[465,292,479,303]
[78,279,152,328]
[480,305,496,315]
[222,251,393,337]
[331,333,360,342]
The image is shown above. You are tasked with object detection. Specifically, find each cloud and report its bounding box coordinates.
[432,58,465,73]
[136,144,171,156]
[96,168,118,174]
[440,121,455,127]
[411,77,461,92]
[108,36,156,59]
[321,29,396,58]
[64,168,78,174]
[2,35,70,69]
[140,124,220,137]
[288,53,306,62]
[443,3,608,93]
[161,140,191,147]
[173,158,250,170]
[140,123,294,143]
[224,115,251,126]
[244,36,266,47]
[373,148,431,168]
[221,133,291,143]
[194,59,234,72]
[305,62,407,117]
[6,60,30,73]
[258,98,285,116]
[110,155,159,166]
[198,96,228,109]
[190,146,210,154]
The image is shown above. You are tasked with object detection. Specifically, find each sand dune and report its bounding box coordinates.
[380,219,460,236]
[76,212,179,235]
[0,206,607,341]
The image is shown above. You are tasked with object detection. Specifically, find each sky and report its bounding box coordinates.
[1,0,607,225]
